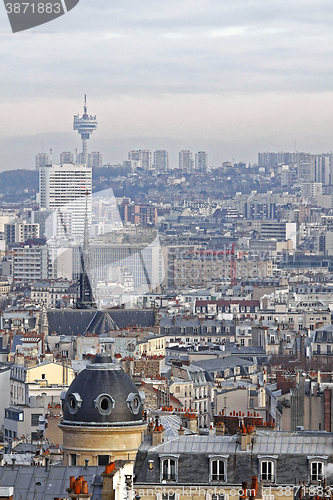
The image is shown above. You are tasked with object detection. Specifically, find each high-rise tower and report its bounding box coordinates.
[73,96,97,165]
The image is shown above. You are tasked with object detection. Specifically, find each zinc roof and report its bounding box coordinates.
[146,431,333,456]
[0,465,104,500]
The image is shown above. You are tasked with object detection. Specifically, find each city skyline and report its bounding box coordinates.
[1,0,333,170]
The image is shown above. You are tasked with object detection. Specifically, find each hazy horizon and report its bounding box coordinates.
[1,0,333,170]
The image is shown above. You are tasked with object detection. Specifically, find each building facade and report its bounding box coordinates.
[39,163,92,240]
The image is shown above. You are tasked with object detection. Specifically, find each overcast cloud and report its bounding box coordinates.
[1,0,333,169]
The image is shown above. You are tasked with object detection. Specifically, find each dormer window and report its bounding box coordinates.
[308,457,327,482]
[311,462,323,481]
[160,455,179,482]
[209,455,228,483]
[258,456,277,483]
[211,460,225,481]
[261,461,274,481]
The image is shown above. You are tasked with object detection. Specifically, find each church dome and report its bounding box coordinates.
[62,354,144,426]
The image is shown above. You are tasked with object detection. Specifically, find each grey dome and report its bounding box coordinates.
[62,358,144,426]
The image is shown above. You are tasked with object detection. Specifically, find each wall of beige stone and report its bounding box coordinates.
[61,423,146,465]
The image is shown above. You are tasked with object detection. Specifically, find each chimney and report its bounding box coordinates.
[239,426,252,451]
[152,424,165,446]
[0,487,14,500]
[249,476,258,500]
[241,433,247,451]
[101,463,117,500]
[182,413,198,433]
[324,388,331,432]
[209,422,215,436]
[178,426,185,436]
[216,422,225,436]
[68,475,93,500]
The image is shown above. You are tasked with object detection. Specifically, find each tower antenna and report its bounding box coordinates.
[73,96,97,165]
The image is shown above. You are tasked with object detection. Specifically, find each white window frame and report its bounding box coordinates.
[258,456,278,483]
[307,456,327,482]
[209,455,228,483]
[261,461,274,481]
[160,454,179,482]
[311,462,323,481]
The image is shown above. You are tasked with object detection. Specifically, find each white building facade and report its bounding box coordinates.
[39,163,92,240]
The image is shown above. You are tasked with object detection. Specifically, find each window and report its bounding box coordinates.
[212,496,224,500]
[41,374,45,380]
[31,413,42,426]
[261,461,274,481]
[311,462,323,481]
[162,495,175,500]
[98,455,109,466]
[70,454,77,466]
[211,459,225,482]
[162,458,177,481]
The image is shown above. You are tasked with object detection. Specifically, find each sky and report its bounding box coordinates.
[1,0,333,170]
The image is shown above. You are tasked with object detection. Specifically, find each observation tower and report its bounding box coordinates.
[73,95,97,165]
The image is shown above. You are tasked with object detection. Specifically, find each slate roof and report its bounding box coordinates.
[0,465,104,500]
[134,431,333,486]
[160,317,233,329]
[47,309,155,336]
[160,318,200,328]
[193,355,254,371]
[10,336,24,354]
[159,414,194,437]
[192,356,255,381]
[313,324,333,343]
[224,345,267,356]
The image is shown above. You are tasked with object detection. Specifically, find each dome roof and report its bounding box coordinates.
[62,355,144,426]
